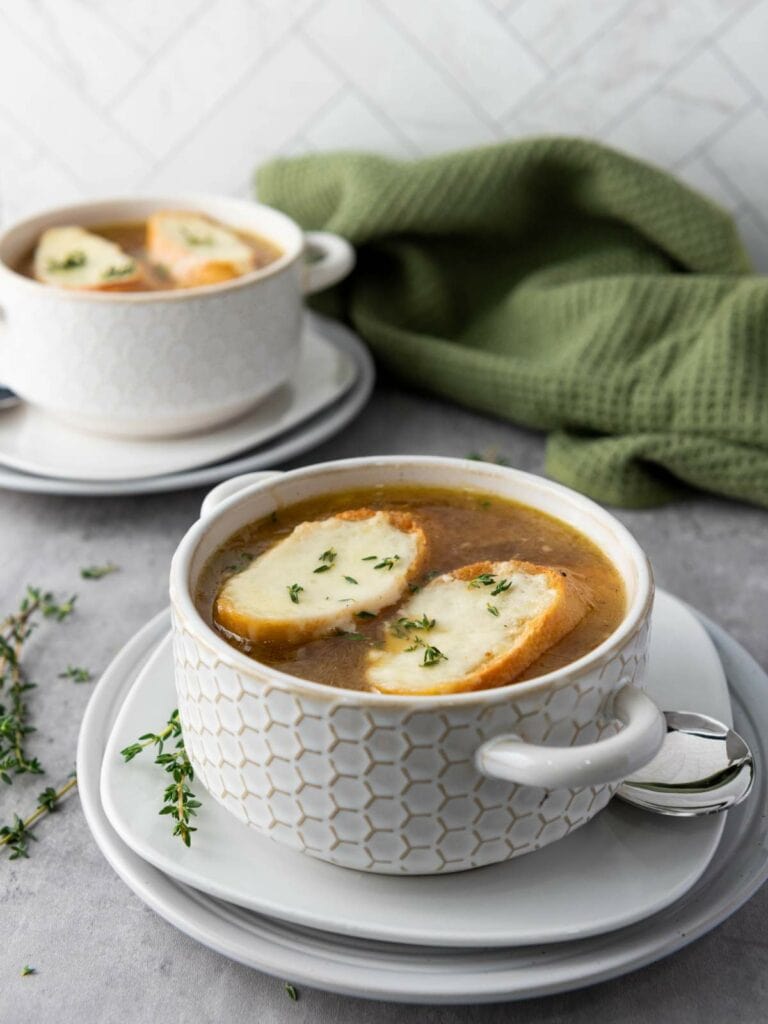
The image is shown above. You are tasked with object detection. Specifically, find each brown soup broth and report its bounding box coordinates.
[196,486,627,692]
[17,219,283,292]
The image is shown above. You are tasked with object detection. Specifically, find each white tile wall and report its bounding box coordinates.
[0,0,767,267]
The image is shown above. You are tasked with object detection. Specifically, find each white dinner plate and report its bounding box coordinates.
[77,596,768,1003]
[0,316,375,496]
[99,590,727,949]
[0,317,356,482]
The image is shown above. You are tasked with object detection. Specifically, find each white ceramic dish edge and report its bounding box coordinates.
[76,604,768,1003]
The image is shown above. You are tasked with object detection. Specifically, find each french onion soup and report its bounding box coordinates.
[18,212,282,292]
[196,486,626,696]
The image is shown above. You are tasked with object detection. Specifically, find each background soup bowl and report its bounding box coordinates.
[169,457,663,875]
[0,195,354,439]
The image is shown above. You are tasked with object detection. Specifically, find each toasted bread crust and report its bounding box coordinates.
[368,559,590,696]
[214,509,427,645]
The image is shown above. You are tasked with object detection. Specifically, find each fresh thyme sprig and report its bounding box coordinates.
[121,710,201,847]
[0,775,78,859]
[287,583,303,604]
[0,586,77,784]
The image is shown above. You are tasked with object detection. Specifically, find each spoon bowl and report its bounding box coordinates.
[616,710,755,816]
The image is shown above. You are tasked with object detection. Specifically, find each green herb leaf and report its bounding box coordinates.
[469,573,496,589]
[80,563,119,580]
[287,583,303,604]
[21,965,35,977]
[361,555,378,561]
[122,709,200,847]
[284,983,299,1002]
[343,576,358,585]
[47,250,86,272]
[102,263,135,280]
[491,578,513,596]
[374,555,400,571]
[421,644,448,667]
[487,604,499,617]
[58,665,91,683]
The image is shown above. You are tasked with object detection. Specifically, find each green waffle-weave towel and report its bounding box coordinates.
[257,137,768,508]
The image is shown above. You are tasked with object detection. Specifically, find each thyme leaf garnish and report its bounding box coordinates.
[287,583,303,604]
[121,709,200,847]
[421,644,448,667]
[374,555,400,571]
[102,263,135,280]
[344,576,358,585]
[47,250,86,272]
[314,549,337,573]
[181,226,214,246]
[469,573,496,589]
[361,555,378,561]
[487,604,499,617]
[491,578,513,596]
[394,614,435,635]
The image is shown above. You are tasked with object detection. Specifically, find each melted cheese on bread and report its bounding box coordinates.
[34,226,142,290]
[215,509,426,645]
[367,559,589,695]
[146,211,257,287]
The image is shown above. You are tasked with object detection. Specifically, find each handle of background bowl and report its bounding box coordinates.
[475,685,665,790]
[200,471,283,518]
[302,231,355,295]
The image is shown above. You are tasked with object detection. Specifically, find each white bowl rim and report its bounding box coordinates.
[0,193,303,304]
[170,456,654,707]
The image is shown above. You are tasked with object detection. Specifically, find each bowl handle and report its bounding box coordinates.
[302,231,355,295]
[475,685,665,790]
[0,309,19,406]
[200,471,283,519]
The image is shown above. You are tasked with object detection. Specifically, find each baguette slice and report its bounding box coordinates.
[146,211,256,287]
[215,509,426,645]
[367,559,589,696]
[33,226,143,291]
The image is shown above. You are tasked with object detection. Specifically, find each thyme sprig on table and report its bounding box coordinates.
[0,586,77,783]
[0,775,78,859]
[121,710,202,847]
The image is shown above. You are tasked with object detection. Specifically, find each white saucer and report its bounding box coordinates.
[0,316,375,496]
[99,591,727,948]
[78,595,768,1003]
[0,318,356,482]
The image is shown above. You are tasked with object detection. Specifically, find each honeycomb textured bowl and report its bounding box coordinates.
[172,606,649,875]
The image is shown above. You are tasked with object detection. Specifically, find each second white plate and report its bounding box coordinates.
[0,315,356,482]
[100,590,728,949]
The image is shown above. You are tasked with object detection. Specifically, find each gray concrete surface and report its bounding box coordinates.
[2,384,767,1024]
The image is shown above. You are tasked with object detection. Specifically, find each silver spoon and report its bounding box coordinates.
[616,710,754,816]
[0,385,19,410]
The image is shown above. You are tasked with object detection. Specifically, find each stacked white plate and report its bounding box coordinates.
[78,590,768,1004]
[0,314,374,496]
